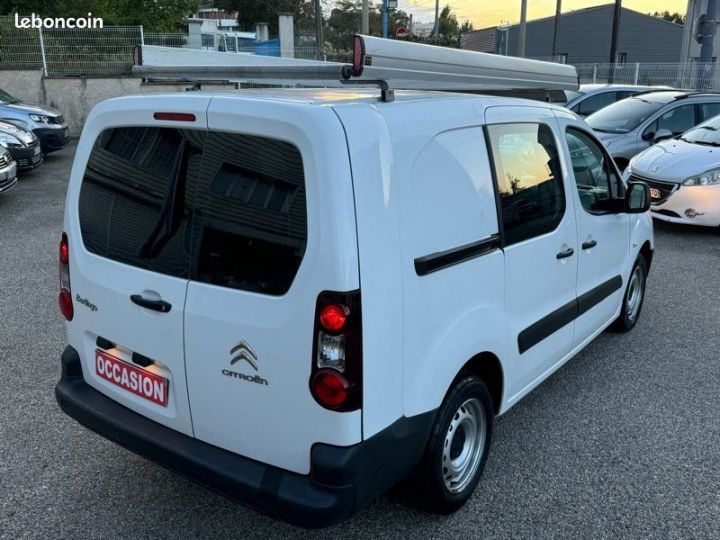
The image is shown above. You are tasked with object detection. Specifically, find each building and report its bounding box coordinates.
[187,4,257,51]
[461,4,684,64]
[681,0,720,62]
[411,22,434,38]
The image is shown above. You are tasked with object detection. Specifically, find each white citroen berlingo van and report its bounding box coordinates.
[55,82,654,527]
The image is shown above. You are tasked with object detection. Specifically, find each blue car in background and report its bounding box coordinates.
[0,88,69,154]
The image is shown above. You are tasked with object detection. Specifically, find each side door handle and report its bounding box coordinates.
[582,240,598,250]
[130,294,172,313]
[556,247,575,259]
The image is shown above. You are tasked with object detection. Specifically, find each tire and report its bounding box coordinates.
[406,375,494,514]
[611,255,648,332]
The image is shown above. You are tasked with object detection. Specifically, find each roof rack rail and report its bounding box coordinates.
[674,91,720,100]
[132,34,579,103]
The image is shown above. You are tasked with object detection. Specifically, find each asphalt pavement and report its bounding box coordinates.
[1,144,719,539]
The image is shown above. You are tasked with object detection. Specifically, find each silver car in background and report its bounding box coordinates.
[626,115,720,227]
[586,91,720,170]
[0,146,18,194]
[0,88,69,154]
[565,84,671,117]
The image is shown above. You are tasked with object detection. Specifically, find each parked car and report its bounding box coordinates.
[0,145,18,194]
[586,91,720,170]
[55,90,653,528]
[626,114,720,227]
[0,121,43,172]
[0,88,69,154]
[565,84,671,117]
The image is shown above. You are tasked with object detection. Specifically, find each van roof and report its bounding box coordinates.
[138,88,559,108]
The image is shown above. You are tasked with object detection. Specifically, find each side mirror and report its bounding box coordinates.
[625,181,651,213]
[652,128,673,143]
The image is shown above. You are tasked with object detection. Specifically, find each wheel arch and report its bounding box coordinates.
[639,240,653,270]
[455,352,504,415]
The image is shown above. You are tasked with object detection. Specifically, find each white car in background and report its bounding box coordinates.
[564,84,671,117]
[626,114,720,227]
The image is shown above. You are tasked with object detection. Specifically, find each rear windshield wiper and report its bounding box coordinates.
[140,139,190,259]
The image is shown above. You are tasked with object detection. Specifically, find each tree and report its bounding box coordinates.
[437,4,458,39]
[216,0,318,36]
[651,11,685,25]
[325,1,409,49]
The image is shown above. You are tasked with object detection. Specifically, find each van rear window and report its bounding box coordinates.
[78,127,307,295]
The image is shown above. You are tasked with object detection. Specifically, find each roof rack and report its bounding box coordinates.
[132,35,579,103]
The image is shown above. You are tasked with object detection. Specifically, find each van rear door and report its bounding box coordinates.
[183,97,362,475]
[67,97,210,436]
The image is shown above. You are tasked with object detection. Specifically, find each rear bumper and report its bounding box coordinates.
[55,346,435,528]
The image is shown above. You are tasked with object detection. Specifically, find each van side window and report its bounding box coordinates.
[486,123,565,246]
[565,128,613,213]
[78,127,206,278]
[190,132,307,296]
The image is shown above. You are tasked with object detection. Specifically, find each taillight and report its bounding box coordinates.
[59,233,73,321]
[352,34,365,77]
[311,370,349,408]
[319,304,347,332]
[310,290,361,411]
[153,112,196,122]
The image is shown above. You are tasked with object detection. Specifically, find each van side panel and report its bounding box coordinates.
[336,98,510,436]
[391,120,508,418]
[332,105,404,438]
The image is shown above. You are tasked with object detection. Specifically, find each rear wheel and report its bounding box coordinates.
[407,375,493,513]
[611,255,647,332]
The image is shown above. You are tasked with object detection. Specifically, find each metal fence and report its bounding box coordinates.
[574,62,720,91]
[3,16,720,89]
[0,16,349,76]
[0,16,142,76]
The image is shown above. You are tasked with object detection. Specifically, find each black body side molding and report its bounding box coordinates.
[414,234,501,276]
[518,275,623,354]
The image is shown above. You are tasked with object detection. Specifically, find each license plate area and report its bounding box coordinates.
[95,349,169,406]
[649,187,661,200]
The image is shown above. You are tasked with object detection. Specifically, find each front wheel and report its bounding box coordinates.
[406,375,494,514]
[611,255,648,332]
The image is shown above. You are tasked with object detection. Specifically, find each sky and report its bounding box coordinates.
[400,0,688,27]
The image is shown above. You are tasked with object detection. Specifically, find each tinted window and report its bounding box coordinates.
[190,133,307,296]
[587,97,665,133]
[565,129,613,213]
[655,104,696,135]
[701,102,720,121]
[487,123,565,245]
[78,127,206,278]
[79,128,308,296]
[576,92,617,116]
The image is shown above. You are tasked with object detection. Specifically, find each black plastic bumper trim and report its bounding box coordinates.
[518,274,623,354]
[55,346,436,528]
[414,234,501,276]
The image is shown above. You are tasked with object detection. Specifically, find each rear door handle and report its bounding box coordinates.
[582,240,598,250]
[130,294,172,313]
[556,247,575,259]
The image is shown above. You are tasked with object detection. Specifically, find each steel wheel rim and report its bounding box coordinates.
[626,266,644,322]
[442,397,486,494]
